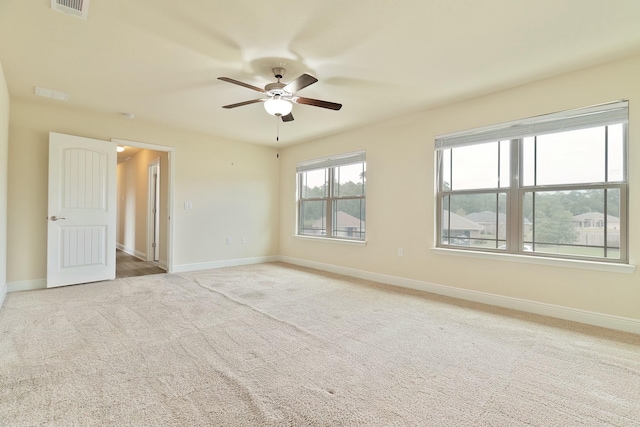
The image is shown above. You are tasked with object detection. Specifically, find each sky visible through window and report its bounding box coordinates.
[304,163,364,189]
[444,125,623,190]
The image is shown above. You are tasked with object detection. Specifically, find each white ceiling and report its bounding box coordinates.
[1,0,639,147]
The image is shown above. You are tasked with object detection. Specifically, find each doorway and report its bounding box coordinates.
[114,138,174,278]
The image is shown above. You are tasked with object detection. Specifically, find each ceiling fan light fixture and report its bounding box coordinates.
[264,98,292,117]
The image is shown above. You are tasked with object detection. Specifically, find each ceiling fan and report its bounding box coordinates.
[218,67,342,122]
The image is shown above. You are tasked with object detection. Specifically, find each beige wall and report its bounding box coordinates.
[279,54,640,321]
[0,61,9,302]
[116,149,169,265]
[4,54,640,325]
[7,99,280,282]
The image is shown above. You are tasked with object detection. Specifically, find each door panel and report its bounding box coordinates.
[47,132,116,288]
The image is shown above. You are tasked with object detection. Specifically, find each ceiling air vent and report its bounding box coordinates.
[51,0,90,19]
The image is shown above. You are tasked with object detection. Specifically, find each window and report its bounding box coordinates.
[436,101,628,262]
[297,152,366,240]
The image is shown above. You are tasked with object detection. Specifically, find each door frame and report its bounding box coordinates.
[147,157,160,262]
[112,138,175,273]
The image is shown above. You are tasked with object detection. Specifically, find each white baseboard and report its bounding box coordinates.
[173,256,279,273]
[158,259,168,270]
[278,256,640,335]
[116,244,146,261]
[8,279,47,293]
[0,281,7,309]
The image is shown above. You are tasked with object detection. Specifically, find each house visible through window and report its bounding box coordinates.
[297,151,366,240]
[435,101,628,262]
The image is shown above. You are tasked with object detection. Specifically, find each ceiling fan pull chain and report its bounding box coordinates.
[276,116,280,142]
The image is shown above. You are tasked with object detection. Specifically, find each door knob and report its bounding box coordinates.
[49,216,66,221]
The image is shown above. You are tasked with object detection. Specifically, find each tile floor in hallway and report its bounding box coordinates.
[116,250,166,278]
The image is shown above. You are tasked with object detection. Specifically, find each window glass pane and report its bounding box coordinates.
[450,142,501,190]
[334,162,365,197]
[333,199,365,239]
[442,193,506,249]
[497,194,507,240]
[300,169,327,199]
[299,200,326,236]
[524,189,619,259]
[441,150,451,191]
[522,137,536,186]
[607,124,624,182]
[533,127,606,186]
[441,196,450,244]
[606,188,621,259]
[523,192,533,248]
[499,140,510,188]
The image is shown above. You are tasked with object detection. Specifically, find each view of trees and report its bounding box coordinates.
[300,180,365,227]
[445,189,619,245]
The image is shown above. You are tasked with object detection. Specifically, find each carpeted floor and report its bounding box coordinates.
[1,262,639,426]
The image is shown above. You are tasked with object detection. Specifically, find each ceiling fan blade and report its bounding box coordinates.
[218,77,266,93]
[282,74,318,94]
[281,113,294,122]
[222,99,265,109]
[294,97,342,111]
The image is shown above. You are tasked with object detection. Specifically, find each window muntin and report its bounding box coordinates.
[297,153,366,240]
[436,101,628,263]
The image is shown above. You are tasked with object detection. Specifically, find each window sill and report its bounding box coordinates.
[430,247,636,274]
[293,235,367,246]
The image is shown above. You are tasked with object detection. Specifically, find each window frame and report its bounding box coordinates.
[435,101,628,263]
[297,151,366,241]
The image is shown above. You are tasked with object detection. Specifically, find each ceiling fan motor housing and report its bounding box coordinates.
[265,82,287,96]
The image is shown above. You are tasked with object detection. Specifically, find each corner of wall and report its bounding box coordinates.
[0,60,10,312]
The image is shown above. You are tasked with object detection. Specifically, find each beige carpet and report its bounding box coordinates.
[1,263,639,426]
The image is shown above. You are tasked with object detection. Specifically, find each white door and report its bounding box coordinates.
[47,132,117,288]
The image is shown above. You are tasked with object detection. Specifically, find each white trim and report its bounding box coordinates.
[293,235,367,246]
[111,138,171,152]
[147,158,160,262]
[8,279,47,292]
[0,281,7,307]
[296,150,366,172]
[430,247,636,274]
[158,259,168,270]
[172,256,280,273]
[278,255,640,335]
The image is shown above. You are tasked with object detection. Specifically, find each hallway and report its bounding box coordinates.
[116,250,166,279]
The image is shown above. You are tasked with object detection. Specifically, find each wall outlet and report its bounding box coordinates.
[241,237,247,244]
[397,248,404,257]
[226,237,232,245]
[184,201,192,210]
